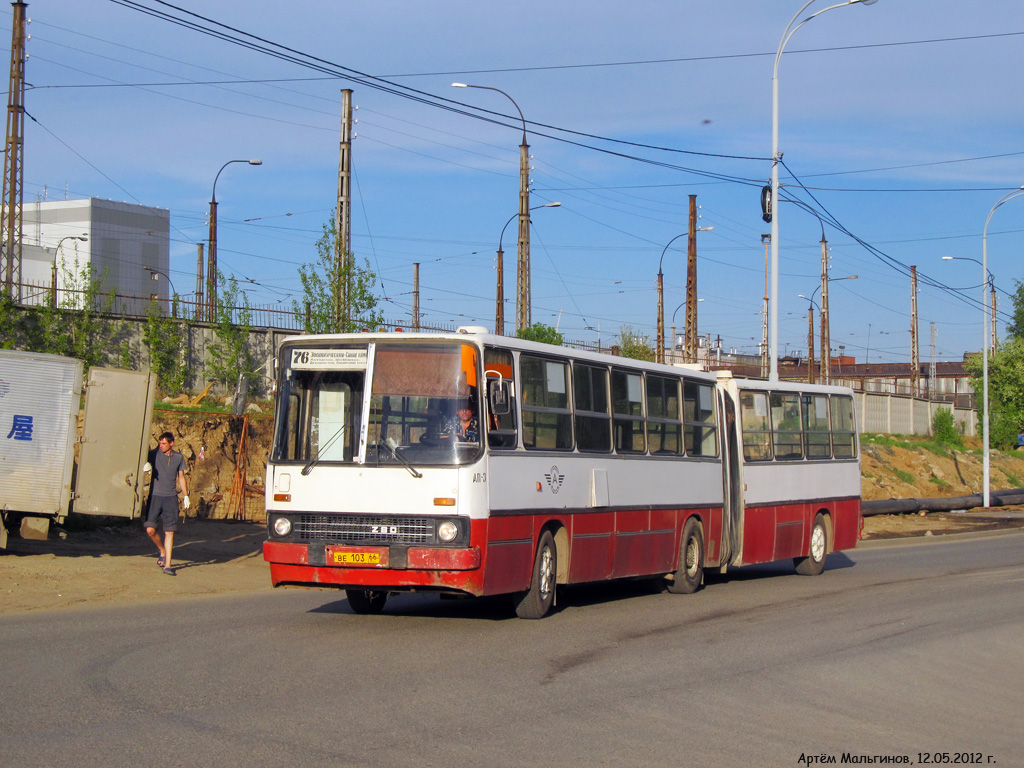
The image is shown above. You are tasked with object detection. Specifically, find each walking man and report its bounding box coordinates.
[143,431,190,575]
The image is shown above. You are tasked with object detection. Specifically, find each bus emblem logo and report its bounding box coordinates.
[544,466,565,494]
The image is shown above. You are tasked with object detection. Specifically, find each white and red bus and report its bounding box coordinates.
[262,327,861,618]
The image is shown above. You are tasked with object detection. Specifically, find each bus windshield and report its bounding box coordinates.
[273,341,482,468]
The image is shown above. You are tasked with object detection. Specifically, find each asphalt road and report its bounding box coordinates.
[2,532,1022,768]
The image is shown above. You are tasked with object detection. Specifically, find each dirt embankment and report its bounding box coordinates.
[860,435,1024,502]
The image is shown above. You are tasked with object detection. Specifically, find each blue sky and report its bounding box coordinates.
[10,0,1024,362]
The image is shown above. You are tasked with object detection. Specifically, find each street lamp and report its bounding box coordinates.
[810,273,857,383]
[657,228,712,364]
[452,82,532,331]
[669,299,703,362]
[769,0,878,381]
[50,234,88,308]
[975,186,1024,507]
[798,294,821,383]
[144,265,179,317]
[208,158,261,321]
[495,202,560,336]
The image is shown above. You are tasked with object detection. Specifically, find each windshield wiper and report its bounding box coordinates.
[301,425,346,476]
[380,438,423,478]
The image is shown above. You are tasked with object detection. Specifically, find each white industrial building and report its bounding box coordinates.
[19,198,170,315]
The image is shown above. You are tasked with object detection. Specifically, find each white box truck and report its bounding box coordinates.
[0,349,156,547]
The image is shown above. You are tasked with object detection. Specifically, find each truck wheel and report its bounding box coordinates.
[794,514,828,576]
[346,589,388,614]
[667,517,704,594]
[515,530,556,619]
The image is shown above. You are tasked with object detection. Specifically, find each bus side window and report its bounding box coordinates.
[771,392,804,460]
[831,395,857,458]
[521,355,573,450]
[484,347,518,449]
[684,380,718,457]
[739,390,772,461]
[802,394,831,458]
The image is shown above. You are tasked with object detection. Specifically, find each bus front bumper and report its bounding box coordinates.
[262,540,483,593]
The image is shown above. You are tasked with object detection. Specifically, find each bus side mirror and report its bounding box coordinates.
[488,378,510,416]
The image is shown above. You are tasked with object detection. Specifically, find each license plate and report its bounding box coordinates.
[333,551,381,565]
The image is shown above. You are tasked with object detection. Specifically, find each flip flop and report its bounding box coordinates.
[162,567,176,576]
[157,556,165,567]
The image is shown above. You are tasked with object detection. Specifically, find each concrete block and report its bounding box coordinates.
[20,516,50,541]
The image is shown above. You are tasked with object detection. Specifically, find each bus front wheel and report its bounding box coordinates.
[515,530,557,619]
[667,518,704,594]
[794,514,828,576]
[346,589,388,614]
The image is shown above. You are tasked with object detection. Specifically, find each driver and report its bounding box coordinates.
[445,387,479,442]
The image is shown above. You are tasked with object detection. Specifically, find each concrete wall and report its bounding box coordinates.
[855,391,976,437]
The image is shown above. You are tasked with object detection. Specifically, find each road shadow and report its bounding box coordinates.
[1,518,267,567]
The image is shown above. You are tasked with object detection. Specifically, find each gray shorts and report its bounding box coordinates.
[145,495,180,532]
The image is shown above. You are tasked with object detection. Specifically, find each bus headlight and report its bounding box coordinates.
[437,520,458,543]
[273,517,292,537]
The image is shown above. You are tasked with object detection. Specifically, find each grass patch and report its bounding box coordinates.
[928,477,951,490]
[891,468,915,484]
[917,440,949,458]
[1000,469,1023,488]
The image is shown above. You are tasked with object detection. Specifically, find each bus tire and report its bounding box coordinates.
[346,589,388,614]
[515,530,557,619]
[667,518,704,594]
[794,514,828,576]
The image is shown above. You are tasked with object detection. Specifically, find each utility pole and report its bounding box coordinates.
[806,303,815,384]
[990,283,997,350]
[412,262,420,331]
[819,233,830,384]
[684,195,698,364]
[910,266,920,397]
[335,89,354,332]
[194,243,204,320]
[929,321,937,401]
[760,234,770,378]
[495,244,504,336]
[1,1,27,301]
[515,126,531,331]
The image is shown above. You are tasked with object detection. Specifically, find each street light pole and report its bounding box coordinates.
[657,227,712,364]
[979,186,1024,506]
[799,294,820,383]
[453,83,532,330]
[496,202,560,336]
[50,234,88,308]
[208,158,261,322]
[144,266,179,317]
[770,0,878,381]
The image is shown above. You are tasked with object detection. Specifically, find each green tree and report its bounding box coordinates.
[34,262,123,371]
[615,324,655,361]
[1005,279,1024,342]
[931,407,964,449]
[143,297,190,394]
[293,219,383,333]
[0,290,20,349]
[516,323,563,346]
[207,272,254,392]
[964,337,1024,450]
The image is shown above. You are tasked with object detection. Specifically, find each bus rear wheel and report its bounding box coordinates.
[346,589,388,614]
[794,514,828,576]
[515,530,556,619]
[667,517,704,594]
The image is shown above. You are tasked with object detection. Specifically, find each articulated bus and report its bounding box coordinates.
[262,327,861,618]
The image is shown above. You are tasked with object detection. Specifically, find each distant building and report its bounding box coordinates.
[20,198,170,315]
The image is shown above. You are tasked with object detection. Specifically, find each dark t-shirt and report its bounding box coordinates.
[148,448,185,497]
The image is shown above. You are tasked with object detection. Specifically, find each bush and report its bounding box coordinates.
[931,408,964,449]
